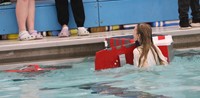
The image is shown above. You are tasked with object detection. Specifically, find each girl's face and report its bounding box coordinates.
[133,26,140,42]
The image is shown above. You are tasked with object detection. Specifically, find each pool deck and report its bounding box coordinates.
[1,26,200,50]
[0,26,200,66]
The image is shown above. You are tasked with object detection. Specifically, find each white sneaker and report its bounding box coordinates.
[191,23,200,27]
[179,26,192,30]
[78,27,90,36]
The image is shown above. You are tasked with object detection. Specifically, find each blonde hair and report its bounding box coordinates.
[137,23,165,67]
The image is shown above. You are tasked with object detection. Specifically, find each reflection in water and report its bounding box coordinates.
[40,81,171,98]
[77,82,171,98]
[175,50,200,57]
[12,78,35,82]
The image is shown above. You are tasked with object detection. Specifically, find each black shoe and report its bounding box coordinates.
[179,19,189,26]
[192,18,200,23]
[0,0,11,6]
[189,18,200,27]
[179,23,192,29]
[179,26,192,30]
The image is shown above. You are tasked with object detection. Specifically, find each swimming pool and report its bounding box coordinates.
[0,50,200,98]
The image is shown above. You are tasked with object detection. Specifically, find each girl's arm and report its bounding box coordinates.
[133,48,140,67]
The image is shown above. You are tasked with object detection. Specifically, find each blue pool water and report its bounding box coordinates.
[0,50,200,98]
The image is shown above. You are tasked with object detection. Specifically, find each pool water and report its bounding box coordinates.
[0,50,200,98]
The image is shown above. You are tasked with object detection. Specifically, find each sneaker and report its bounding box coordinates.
[78,27,90,36]
[179,20,192,30]
[179,25,192,30]
[190,23,200,27]
[58,27,70,37]
[0,0,11,6]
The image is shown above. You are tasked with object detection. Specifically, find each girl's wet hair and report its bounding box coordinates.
[136,23,165,67]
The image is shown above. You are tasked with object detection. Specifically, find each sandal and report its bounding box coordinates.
[18,31,35,41]
[78,27,90,36]
[29,30,43,40]
[58,28,70,38]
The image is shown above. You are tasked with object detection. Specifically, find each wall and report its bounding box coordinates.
[0,0,178,35]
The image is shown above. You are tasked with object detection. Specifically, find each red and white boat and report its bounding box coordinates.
[95,35,174,70]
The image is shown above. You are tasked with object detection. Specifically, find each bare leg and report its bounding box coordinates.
[27,0,35,32]
[16,0,29,32]
[62,24,68,28]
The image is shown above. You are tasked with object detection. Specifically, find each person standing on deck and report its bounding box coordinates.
[55,0,90,37]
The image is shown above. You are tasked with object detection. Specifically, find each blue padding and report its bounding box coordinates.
[0,0,180,35]
[98,0,179,26]
[68,2,99,29]
[0,1,99,34]
[83,0,98,2]
[98,0,121,1]
[0,8,17,34]
[0,0,55,10]
[0,3,15,10]
[35,2,99,32]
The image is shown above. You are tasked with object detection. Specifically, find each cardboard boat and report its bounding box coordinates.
[95,35,173,70]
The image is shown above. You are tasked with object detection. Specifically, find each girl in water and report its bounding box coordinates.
[133,23,168,68]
